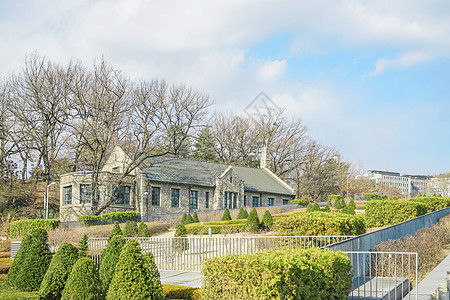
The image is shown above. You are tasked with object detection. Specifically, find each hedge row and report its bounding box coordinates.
[365,200,428,227]
[275,211,366,236]
[408,196,450,212]
[202,247,353,299]
[78,211,141,222]
[290,199,308,206]
[162,284,200,299]
[9,219,60,239]
[185,220,246,235]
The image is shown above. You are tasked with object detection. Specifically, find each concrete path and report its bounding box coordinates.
[160,271,202,288]
[403,254,450,300]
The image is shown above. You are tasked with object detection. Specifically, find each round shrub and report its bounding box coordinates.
[246,208,260,233]
[10,228,52,291]
[261,210,273,228]
[38,242,80,300]
[186,214,194,224]
[123,221,138,237]
[237,208,248,219]
[99,235,126,294]
[192,212,200,223]
[108,221,122,241]
[222,208,232,221]
[306,203,313,212]
[138,222,151,237]
[106,240,155,300]
[61,257,104,300]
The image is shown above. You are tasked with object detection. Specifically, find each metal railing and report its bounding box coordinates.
[345,251,418,300]
[88,235,353,269]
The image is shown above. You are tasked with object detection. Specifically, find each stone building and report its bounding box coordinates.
[59,147,295,222]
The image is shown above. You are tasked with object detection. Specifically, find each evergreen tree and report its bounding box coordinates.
[99,235,126,294]
[323,204,331,212]
[334,199,342,209]
[186,214,194,224]
[306,203,313,212]
[61,257,104,300]
[246,208,260,233]
[38,242,80,300]
[180,213,188,225]
[340,199,347,208]
[78,234,89,257]
[312,203,320,212]
[348,199,356,210]
[106,240,156,300]
[261,210,273,228]
[237,208,249,219]
[108,221,122,241]
[123,221,138,237]
[222,207,232,221]
[174,223,188,237]
[143,252,163,299]
[192,127,216,161]
[138,222,151,237]
[192,212,200,223]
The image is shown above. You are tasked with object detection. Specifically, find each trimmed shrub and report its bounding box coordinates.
[78,211,141,223]
[106,240,156,300]
[108,221,122,241]
[221,208,232,221]
[202,247,353,299]
[61,257,104,300]
[122,220,138,237]
[365,193,381,200]
[408,196,450,212]
[328,194,343,202]
[312,203,320,212]
[175,223,188,237]
[143,252,163,299]
[348,199,356,210]
[38,242,79,300]
[306,203,313,212]
[9,219,60,240]
[334,199,342,209]
[138,222,151,237]
[237,208,249,219]
[99,235,126,294]
[180,213,188,225]
[365,200,428,227]
[186,214,194,224]
[7,228,52,291]
[185,220,246,235]
[192,212,200,223]
[323,204,331,212]
[6,231,36,287]
[78,234,89,257]
[261,211,273,228]
[290,199,309,206]
[275,211,366,236]
[340,199,347,208]
[162,284,199,299]
[246,208,260,233]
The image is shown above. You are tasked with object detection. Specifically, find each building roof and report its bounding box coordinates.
[140,155,294,196]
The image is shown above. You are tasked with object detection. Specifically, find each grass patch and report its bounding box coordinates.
[0,282,38,299]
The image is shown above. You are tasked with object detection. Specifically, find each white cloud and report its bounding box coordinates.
[368,51,432,76]
[257,59,287,81]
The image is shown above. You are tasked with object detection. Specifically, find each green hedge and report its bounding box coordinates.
[290,199,308,206]
[9,219,60,239]
[275,211,365,236]
[202,247,353,299]
[185,220,246,235]
[408,196,450,212]
[365,200,428,227]
[78,211,141,225]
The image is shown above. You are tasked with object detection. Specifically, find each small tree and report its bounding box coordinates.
[340,199,347,208]
[186,214,194,224]
[7,228,52,291]
[123,221,138,237]
[312,203,320,212]
[99,235,126,294]
[61,257,104,300]
[108,221,122,241]
[306,203,313,212]
[106,240,156,300]
[180,213,188,225]
[192,212,200,223]
[143,252,163,299]
[78,234,89,257]
[222,208,232,221]
[237,208,249,219]
[173,223,189,252]
[38,242,80,300]
[348,199,356,210]
[246,208,260,233]
[261,210,273,228]
[174,223,187,237]
[334,199,342,209]
[323,204,331,212]
[138,222,151,237]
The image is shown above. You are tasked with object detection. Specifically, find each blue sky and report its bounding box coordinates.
[1,0,450,175]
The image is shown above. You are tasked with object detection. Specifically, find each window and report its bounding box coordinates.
[230,177,232,183]
[205,192,209,209]
[268,198,274,206]
[80,184,91,204]
[252,196,259,207]
[114,186,130,205]
[152,187,160,206]
[282,199,289,205]
[190,190,198,209]
[224,192,228,208]
[233,193,237,208]
[63,186,72,205]
[96,185,103,203]
[244,195,247,206]
[171,189,179,207]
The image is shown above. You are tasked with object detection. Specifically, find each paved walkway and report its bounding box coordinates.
[160,271,202,288]
[403,254,450,300]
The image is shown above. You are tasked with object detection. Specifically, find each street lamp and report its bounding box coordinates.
[46,182,56,219]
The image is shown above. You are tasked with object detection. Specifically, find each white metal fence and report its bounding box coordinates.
[88,235,353,269]
[345,251,418,300]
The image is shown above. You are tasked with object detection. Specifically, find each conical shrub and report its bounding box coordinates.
[261,210,273,228]
[237,208,248,219]
[222,208,231,221]
[348,199,356,210]
[138,222,151,237]
[186,214,194,224]
[8,228,52,291]
[323,204,331,212]
[174,223,187,237]
[192,212,199,223]
[180,213,187,225]
[312,203,320,212]
[340,199,347,208]
[334,199,342,209]
[106,240,155,300]
[99,235,126,294]
[108,221,122,241]
[61,257,104,300]
[306,203,313,212]
[123,221,138,237]
[246,208,260,233]
[143,252,163,299]
[78,234,89,257]
[38,242,80,300]
[6,230,34,288]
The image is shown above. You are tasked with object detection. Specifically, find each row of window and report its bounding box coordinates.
[63,185,129,205]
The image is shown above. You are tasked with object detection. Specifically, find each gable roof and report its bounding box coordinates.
[140,155,294,196]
